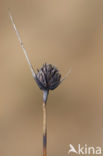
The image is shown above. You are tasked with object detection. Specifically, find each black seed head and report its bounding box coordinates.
[35,63,61,91]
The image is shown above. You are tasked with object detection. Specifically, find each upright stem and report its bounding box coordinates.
[43,102,47,156]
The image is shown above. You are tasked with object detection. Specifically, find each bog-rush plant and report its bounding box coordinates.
[9,11,71,156]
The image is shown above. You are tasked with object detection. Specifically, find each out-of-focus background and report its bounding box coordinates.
[1,0,103,156]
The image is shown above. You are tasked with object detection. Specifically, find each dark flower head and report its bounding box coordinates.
[35,63,61,91]
[9,11,71,104]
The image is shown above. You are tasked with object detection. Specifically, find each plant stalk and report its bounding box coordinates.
[43,101,47,156]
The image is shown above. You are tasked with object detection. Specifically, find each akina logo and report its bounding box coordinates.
[68,144,102,155]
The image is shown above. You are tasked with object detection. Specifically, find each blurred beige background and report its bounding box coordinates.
[1,0,103,156]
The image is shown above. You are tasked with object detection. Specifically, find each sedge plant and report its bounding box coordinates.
[9,11,71,156]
